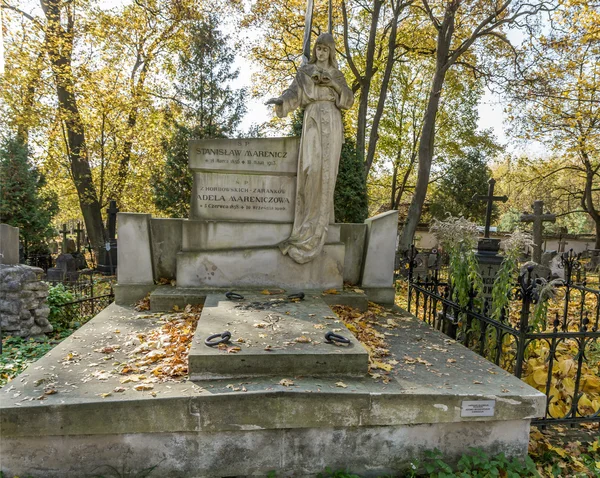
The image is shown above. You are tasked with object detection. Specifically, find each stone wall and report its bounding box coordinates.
[0,264,52,337]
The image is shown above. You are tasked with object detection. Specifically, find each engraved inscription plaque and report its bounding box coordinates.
[189,137,300,222]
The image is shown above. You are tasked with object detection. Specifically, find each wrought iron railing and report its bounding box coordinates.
[404,248,600,426]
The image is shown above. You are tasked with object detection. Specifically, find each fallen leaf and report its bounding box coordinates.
[335,381,348,388]
[279,379,294,387]
[134,384,154,391]
[100,392,112,398]
[323,289,338,295]
[295,336,311,343]
[113,387,126,393]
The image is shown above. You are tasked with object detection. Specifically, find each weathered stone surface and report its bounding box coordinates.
[189,293,369,379]
[191,172,297,222]
[0,300,20,315]
[0,224,19,265]
[4,280,21,292]
[34,316,50,327]
[114,283,157,306]
[340,224,367,285]
[181,221,341,251]
[29,325,42,335]
[189,137,300,174]
[0,264,53,337]
[24,281,49,291]
[149,218,183,281]
[1,314,20,329]
[361,210,398,288]
[176,245,344,289]
[36,306,50,318]
[116,213,154,285]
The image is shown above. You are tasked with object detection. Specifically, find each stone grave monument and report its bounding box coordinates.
[0,13,547,477]
[520,200,556,279]
[472,178,508,305]
[0,224,19,265]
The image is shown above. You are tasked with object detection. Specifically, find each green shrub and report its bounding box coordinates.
[47,283,76,330]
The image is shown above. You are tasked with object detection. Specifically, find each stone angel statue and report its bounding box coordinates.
[266,33,354,264]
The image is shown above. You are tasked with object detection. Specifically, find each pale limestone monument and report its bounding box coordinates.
[114,34,397,305]
[267,33,354,264]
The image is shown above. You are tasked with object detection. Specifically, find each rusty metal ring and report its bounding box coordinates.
[324,331,351,344]
[205,331,232,347]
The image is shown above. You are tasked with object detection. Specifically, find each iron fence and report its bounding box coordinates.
[404,247,600,426]
[47,271,115,327]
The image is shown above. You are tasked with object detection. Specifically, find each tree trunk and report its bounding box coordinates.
[354,0,382,167]
[42,0,106,256]
[398,6,455,252]
[364,2,402,175]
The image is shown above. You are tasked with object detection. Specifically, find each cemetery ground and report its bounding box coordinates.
[1,285,598,477]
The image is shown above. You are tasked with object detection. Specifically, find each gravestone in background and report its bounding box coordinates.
[520,200,556,264]
[472,179,508,307]
[0,224,19,265]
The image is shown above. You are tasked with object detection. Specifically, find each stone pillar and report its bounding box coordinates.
[339,224,367,285]
[360,210,398,304]
[0,224,19,265]
[114,213,156,305]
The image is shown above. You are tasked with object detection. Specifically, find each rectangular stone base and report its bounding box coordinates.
[176,244,344,289]
[114,283,157,306]
[189,293,369,379]
[182,220,340,251]
[362,286,396,305]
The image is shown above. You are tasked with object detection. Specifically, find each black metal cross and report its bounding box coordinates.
[74,221,85,253]
[106,200,119,241]
[61,223,69,254]
[472,178,508,238]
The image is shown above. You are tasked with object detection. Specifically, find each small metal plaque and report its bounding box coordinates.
[461,400,496,417]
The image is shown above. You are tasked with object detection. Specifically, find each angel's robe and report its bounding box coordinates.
[275,64,354,264]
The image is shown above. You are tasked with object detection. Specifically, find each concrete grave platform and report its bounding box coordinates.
[189,293,369,379]
[0,303,546,477]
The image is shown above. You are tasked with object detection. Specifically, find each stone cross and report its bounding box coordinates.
[520,200,556,264]
[106,200,119,241]
[558,231,568,253]
[74,221,85,253]
[472,178,508,238]
[61,223,69,254]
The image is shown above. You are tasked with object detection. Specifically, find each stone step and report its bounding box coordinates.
[188,293,369,379]
[149,285,369,312]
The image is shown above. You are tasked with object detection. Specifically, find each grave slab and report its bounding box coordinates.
[189,293,369,379]
[176,244,344,289]
[0,302,545,477]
